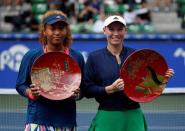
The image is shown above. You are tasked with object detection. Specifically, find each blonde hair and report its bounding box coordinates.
[39,10,72,47]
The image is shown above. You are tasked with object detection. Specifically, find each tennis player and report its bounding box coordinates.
[82,15,174,131]
[16,10,84,131]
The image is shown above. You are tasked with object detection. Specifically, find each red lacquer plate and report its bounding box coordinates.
[31,52,81,100]
[120,49,168,103]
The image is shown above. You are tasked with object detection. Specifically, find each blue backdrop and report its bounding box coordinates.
[0,33,185,89]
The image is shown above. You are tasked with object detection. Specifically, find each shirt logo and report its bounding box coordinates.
[56,16,61,19]
[113,17,119,20]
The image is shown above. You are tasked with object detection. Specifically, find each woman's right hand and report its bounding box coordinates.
[105,78,124,94]
[26,84,41,100]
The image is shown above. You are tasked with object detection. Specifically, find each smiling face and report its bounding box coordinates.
[103,21,127,47]
[44,21,68,48]
[39,10,72,48]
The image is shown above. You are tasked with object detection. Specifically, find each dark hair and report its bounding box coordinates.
[39,10,72,48]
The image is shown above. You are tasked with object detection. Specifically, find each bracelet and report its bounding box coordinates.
[28,90,37,100]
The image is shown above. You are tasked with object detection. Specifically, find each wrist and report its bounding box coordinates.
[105,85,113,94]
[161,81,168,85]
[27,89,37,100]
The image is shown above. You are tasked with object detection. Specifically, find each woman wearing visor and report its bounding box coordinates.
[16,10,84,131]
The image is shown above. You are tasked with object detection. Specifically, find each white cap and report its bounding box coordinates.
[103,15,126,28]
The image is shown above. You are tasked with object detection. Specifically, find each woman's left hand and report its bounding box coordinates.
[162,68,175,84]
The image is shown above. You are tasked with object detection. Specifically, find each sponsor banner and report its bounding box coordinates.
[0,38,185,90]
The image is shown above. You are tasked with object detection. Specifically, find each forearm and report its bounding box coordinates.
[16,84,28,97]
[82,83,107,98]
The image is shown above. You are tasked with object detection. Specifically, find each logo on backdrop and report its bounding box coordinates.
[174,48,185,66]
[0,44,29,72]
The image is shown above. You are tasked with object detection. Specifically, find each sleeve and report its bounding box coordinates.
[82,54,107,98]
[15,52,33,97]
[76,52,85,100]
